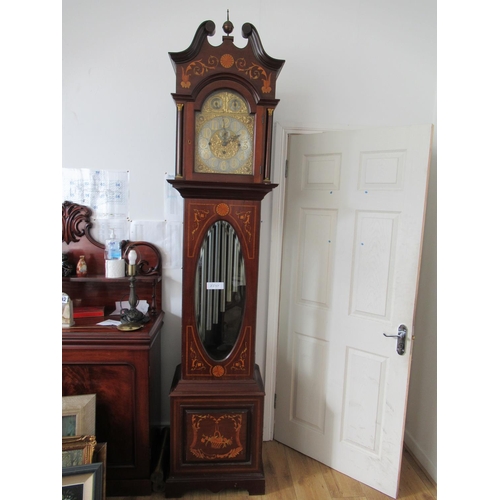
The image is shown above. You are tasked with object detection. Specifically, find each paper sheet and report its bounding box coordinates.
[62,168,130,219]
[97,319,122,326]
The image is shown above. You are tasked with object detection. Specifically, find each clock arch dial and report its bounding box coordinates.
[195,90,254,175]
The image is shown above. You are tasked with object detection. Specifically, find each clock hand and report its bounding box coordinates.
[219,129,231,146]
[223,133,240,147]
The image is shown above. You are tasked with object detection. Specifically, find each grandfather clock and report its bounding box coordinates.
[166,15,284,497]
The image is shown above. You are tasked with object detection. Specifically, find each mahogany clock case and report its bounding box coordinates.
[166,17,284,498]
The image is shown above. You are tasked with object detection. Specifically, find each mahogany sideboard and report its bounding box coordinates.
[62,201,164,496]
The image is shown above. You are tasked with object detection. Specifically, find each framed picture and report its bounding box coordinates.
[63,435,97,467]
[63,462,103,500]
[63,394,96,437]
[94,442,107,500]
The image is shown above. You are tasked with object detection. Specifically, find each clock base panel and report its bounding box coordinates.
[167,365,265,497]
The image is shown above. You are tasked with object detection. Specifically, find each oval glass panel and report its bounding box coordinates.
[195,220,246,361]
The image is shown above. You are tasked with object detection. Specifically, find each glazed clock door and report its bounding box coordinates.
[195,219,246,361]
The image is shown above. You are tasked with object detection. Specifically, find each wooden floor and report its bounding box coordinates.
[109,440,436,500]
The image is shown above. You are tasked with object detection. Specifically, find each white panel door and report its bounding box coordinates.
[274,125,432,498]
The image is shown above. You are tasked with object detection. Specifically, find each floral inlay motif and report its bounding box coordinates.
[236,210,253,241]
[179,55,272,94]
[189,345,208,371]
[190,414,243,460]
[191,208,210,239]
[230,343,248,372]
[180,56,219,88]
[235,58,272,93]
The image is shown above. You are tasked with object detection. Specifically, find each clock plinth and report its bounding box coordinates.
[166,366,265,497]
[166,17,284,498]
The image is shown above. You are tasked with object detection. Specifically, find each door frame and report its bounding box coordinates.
[263,123,339,440]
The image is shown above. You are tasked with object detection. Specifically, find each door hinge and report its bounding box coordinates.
[274,394,277,409]
[285,160,289,178]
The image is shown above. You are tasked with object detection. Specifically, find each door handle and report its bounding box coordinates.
[383,324,407,355]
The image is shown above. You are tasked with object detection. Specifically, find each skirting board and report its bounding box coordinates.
[404,430,437,484]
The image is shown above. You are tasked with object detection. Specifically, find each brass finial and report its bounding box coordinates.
[223,9,234,35]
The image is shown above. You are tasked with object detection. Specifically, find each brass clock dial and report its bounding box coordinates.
[195,90,254,174]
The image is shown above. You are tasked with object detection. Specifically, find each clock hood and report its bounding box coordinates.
[169,19,285,100]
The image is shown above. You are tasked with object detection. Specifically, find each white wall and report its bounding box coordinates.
[62,0,437,481]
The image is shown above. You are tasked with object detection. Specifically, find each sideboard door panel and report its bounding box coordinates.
[62,363,136,467]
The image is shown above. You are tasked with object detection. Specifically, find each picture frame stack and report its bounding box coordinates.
[62,394,107,500]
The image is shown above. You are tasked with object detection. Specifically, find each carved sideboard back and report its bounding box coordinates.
[62,201,162,314]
